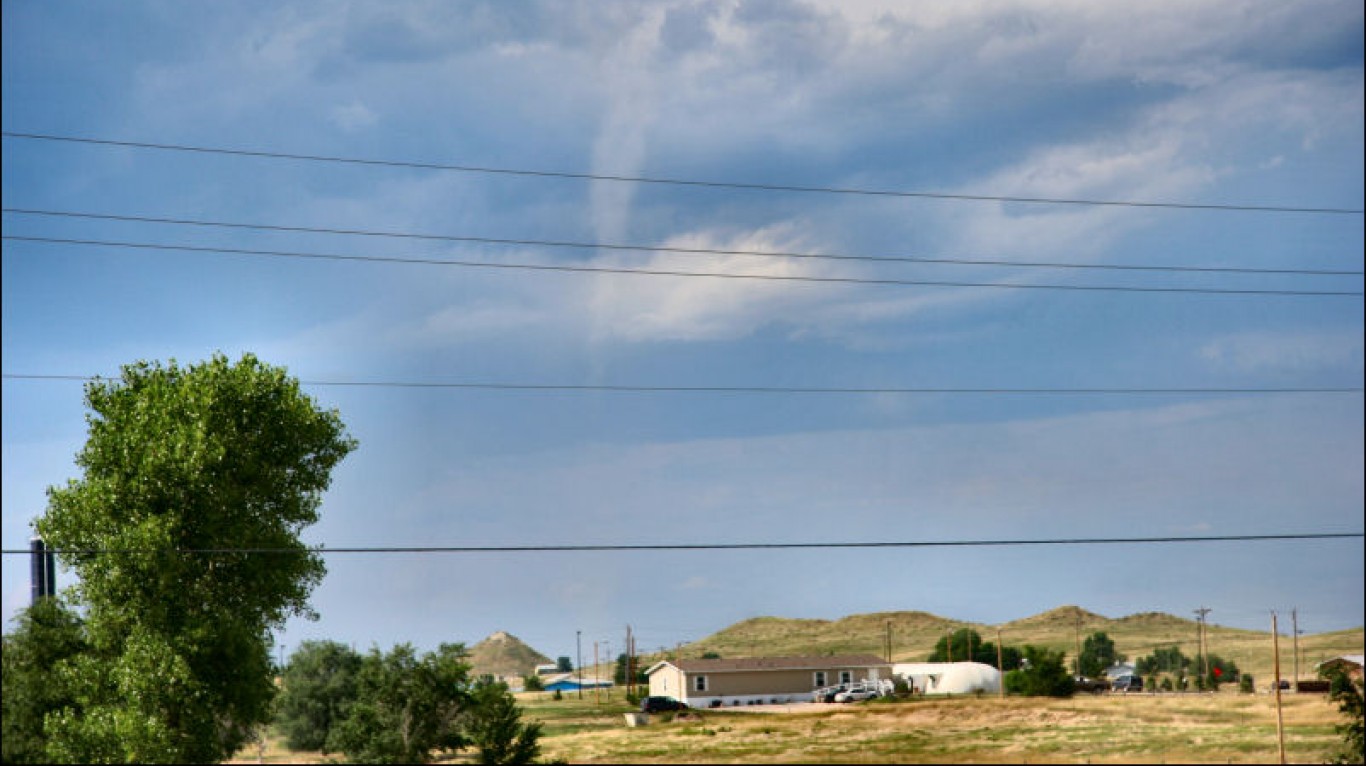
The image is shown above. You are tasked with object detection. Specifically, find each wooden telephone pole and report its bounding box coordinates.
[1291,608,1301,694]
[1272,612,1286,764]
[1194,607,1212,685]
[996,628,1005,700]
[1074,613,1084,676]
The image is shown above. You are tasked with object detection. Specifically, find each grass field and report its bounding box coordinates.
[226,689,1352,764]
[523,691,1351,764]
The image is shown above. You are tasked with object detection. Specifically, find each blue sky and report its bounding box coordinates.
[3,1,1362,662]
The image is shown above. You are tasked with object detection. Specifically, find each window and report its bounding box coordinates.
[694,675,708,692]
[814,671,827,687]
[839,671,852,685]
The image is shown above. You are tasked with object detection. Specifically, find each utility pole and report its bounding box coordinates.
[625,625,633,698]
[576,630,583,700]
[1272,612,1286,764]
[605,640,612,700]
[1194,607,1212,687]
[996,628,1005,700]
[594,641,601,704]
[1074,614,1083,676]
[1291,609,1301,694]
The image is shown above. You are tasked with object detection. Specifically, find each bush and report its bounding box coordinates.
[1003,646,1075,697]
[1239,675,1254,694]
[466,680,544,765]
[1325,670,1364,764]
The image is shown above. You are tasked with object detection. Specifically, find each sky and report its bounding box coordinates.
[2,1,1362,664]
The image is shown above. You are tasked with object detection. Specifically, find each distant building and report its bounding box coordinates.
[893,662,1001,694]
[1104,662,1137,681]
[1316,654,1364,682]
[541,673,613,692]
[646,655,891,708]
[534,663,560,677]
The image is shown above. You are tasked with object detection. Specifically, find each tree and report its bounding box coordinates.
[928,628,1022,670]
[614,653,648,685]
[275,640,363,752]
[328,643,473,764]
[556,656,574,673]
[1003,646,1075,697]
[466,680,545,765]
[1324,669,1364,764]
[1077,632,1126,678]
[35,354,357,763]
[1135,646,1191,677]
[1202,654,1239,691]
[523,675,545,692]
[1,598,89,763]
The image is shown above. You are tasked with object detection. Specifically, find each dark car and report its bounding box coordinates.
[1112,675,1144,693]
[812,684,848,703]
[641,696,687,713]
[1074,676,1108,693]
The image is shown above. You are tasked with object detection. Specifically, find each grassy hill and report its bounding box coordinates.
[467,630,551,681]
[675,605,1362,684]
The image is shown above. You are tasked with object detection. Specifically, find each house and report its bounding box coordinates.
[1104,662,1137,681]
[534,663,560,676]
[645,654,891,708]
[892,662,1002,694]
[541,673,613,692]
[1316,654,1364,682]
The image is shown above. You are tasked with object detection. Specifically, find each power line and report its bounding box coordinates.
[6,208,1361,277]
[2,532,1359,556]
[3,374,1360,396]
[5,235,1362,297]
[4,132,1361,215]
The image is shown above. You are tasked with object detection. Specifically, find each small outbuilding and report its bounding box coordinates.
[646,654,892,708]
[541,673,613,692]
[1316,654,1364,682]
[893,662,1001,694]
[1104,662,1137,681]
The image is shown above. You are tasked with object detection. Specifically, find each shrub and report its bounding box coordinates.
[1003,646,1075,697]
[1239,675,1254,694]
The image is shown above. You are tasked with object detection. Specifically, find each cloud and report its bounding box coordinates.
[1198,330,1366,376]
[329,100,378,132]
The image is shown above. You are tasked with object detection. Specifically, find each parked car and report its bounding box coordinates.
[641,696,688,713]
[834,683,879,703]
[811,684,848,703]
[1074,676,1108,693]
[1111,675,1144,693]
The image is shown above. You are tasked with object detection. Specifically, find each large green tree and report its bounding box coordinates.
[927,628,1023,671]
[275,640,364,752]
[328,643,473,764]
[1,598,89,763]
[35,354,356,763]
[1077,631,1126,678]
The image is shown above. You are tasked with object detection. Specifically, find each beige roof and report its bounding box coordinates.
[661,654,890,673]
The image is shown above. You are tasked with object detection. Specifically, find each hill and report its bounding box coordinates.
[677,606,1363,684]
[467,630,551,682]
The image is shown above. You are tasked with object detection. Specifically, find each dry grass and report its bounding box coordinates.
[226,690,1351,764]
[528,692,1348,764]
